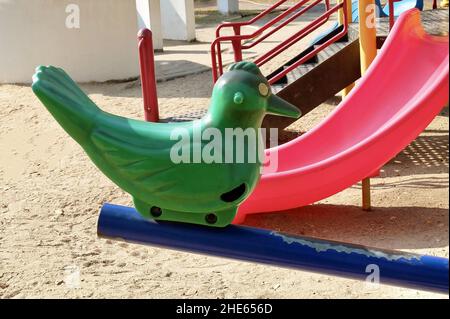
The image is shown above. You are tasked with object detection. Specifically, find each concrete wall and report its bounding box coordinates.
[0,0,140,83]
[218,0,239,14]
[161,0,196,41]
[135,0,163,50]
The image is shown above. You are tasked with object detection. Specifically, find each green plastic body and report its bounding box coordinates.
[32,62,300,227]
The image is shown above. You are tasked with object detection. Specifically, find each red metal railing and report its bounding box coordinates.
[138,28,159,122]
[388,0,402,30]
[210,0,348,85]
[389,0,435,30]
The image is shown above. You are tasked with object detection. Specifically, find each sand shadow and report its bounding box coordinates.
[161,39,211,49]
[367,175,448,190]
[243,204,449,250]
[439,105,448,117]
[154,60,211,85]
[382,133,449,177]
[78,62,214,100]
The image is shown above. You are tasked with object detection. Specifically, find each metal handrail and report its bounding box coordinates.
[267,3,347,84]
[388,0,401,30]
[210,0,347,84]
[215,0,292,37]
[255,2,337,66]
[214,0,323,72]
[242,0,327,50]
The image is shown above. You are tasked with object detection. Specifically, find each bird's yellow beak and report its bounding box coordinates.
[267,95,301,119]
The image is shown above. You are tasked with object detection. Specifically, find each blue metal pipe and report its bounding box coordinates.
[97,203,449,294]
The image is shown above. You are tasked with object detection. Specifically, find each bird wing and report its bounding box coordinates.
[88,115,188,196]
[32,66,199,198]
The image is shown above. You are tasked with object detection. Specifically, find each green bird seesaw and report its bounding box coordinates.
[32,62,300,227]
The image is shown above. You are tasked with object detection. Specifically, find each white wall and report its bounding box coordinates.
[0,0,140,83]
[135,0,163,50]
[161,0,196,41]
[218,0,239,14]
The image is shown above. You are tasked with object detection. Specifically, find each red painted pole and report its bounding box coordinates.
[388,0,406,31]
[231,25,243,62]
[138,28,159,122]
[389,0,395,30]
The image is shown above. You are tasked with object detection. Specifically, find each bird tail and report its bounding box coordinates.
[32,65,101,144]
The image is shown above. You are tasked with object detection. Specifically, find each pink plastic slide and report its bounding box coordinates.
[236,9,449,223]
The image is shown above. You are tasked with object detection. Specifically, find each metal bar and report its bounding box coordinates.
[215,0,312,54]
[211,41,219,83]
[389,0,395,30]
[388,0,403,31]
[210,0,333,81]
[138,29,159,122]
[211,40,225,82]
[215,0,292,37]
[266,3,346,83]
[362,178,372,211]
[210,1,348,82]
[217,41,224,78]
[232,25,243,62]
[254,3,339,67]
[358,0,377,209]
[98,203,449,294]
[268,18,347,84]
[242,0,323,50]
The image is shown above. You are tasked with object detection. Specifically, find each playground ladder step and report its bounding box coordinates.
[273,30,358,91]
[284,41,351,84]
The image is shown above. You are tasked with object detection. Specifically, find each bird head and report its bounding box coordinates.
[209,62,301,127]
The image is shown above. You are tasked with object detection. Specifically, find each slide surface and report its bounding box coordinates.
[235,9,449,222]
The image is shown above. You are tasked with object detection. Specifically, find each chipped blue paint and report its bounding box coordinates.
[97,203,449,294]
[270,231,421,262]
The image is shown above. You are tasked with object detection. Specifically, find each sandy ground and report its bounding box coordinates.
[0,69,448,298]
[0,0,448,299]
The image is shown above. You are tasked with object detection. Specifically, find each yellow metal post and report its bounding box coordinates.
[358,1,377,72]
[358,0,377,211]
[338,0,355,97]
[338,0,351,25]
[342,82,355,96]
[362,178,371,210]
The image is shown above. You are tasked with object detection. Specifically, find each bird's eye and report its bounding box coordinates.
[234,92,244,104]
[258,83,269,97]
